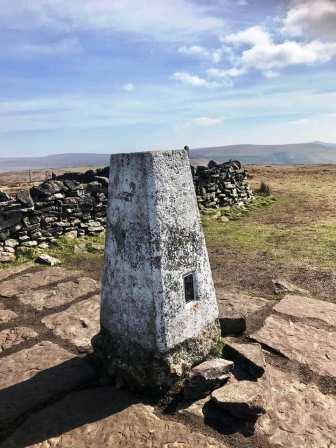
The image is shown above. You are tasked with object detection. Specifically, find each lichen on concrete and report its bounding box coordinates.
[97,149,220,391]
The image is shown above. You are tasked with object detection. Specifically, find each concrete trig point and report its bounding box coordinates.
[94,149,220,392]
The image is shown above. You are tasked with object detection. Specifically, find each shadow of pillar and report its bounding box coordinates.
[0,356,139,448]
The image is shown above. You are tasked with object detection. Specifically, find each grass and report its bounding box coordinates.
[203,165,336,270]
[0,233,105,280]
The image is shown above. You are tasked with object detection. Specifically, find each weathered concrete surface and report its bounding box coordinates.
[0,267,80,298]
[211,380,266,418]
[42,296,100,352]
[257,365,336,447]
[252,314,336,377]
[18,277,99,310]
[0,327,37,353]
[100,149,219,387]
[0,305,17,323]
[0,341,95,426]
[274,294,336,328]
[1,388,226,448]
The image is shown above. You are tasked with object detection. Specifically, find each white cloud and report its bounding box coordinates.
[240,38,336,71]
[123,83,135,92]
[178,45,222,63]
[223,26,271,47]
[192,116,222,127]
[236,0,248,5]
[0,0,225,43]
[216,25,336,78]
[207,67,247,78]
[171,71,230,88]
[282,0,336,40]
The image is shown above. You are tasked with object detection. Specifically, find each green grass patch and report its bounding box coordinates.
[203,196,336,269]
[0,233,106,277]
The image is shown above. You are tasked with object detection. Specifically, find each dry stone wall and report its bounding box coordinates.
[0,161,252,262]
[192,160,253,209]
[0,168,108,262]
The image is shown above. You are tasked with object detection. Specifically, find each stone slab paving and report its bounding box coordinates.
[0,341,95,427]
[0,267,81,298]
[251,314,336,378]
[2,264,336,448]
[1,387,226,448]
[251,294,336,380]
[42,295,100,352]
[223,340,266,377]
[0,327,37,353]
[274,294,336,328]
[257,365,336,448]
[216,289,273,335]
[17,277,99,310]
[0,263,34,282]
[0,305,17,323]
[217,290,270,318]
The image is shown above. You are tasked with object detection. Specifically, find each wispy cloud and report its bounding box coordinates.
[192,116,222,127]
[0,0,225,43]
[171,71,231,88]
[123,83,135,92]
[178,45,222,63]
[16,38,82,57]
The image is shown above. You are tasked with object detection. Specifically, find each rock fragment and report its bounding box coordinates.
[272,278,308,295]
[223,340,265,378]
[184,358,233,400]
[211,380,266,419]
[35,254,61,266]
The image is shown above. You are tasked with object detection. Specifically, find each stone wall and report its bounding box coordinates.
[0,161,252,262]
[0,169,108,262]
[192,160,253,209]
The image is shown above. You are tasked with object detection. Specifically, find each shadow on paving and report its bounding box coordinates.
[203,401,259,438]
[0,357,139,448]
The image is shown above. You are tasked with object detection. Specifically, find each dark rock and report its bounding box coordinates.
[0,191,12,202]
[220,314,246,336]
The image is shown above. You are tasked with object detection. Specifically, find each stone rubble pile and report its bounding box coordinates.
[192,160,253,209]
[0,168,108,262]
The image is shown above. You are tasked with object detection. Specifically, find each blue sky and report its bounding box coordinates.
[0,0,336,157]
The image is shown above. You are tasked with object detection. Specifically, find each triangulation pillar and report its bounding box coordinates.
[93,149,220,392]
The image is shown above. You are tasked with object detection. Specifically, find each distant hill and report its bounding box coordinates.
[1,142,336,172]
[189,142,336,165]
[0,153,110,173]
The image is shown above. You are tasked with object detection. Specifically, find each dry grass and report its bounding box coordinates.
[205,165,336,302]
